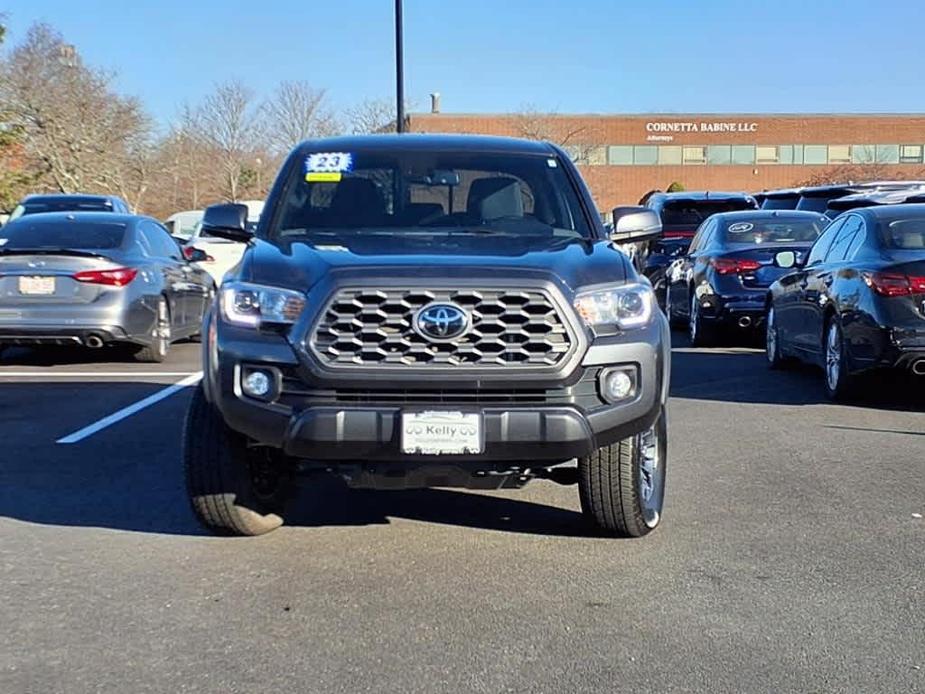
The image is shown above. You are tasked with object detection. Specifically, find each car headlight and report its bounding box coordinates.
[574,282,654,332]
[220,282,306,328]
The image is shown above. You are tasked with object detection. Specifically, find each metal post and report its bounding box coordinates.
[395,0,405,133]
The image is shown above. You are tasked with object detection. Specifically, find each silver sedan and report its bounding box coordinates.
[0,212,214,362]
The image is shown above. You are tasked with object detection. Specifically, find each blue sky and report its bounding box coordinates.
[4,0,925,128]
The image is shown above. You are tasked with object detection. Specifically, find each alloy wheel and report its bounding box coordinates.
[637,422,664,528]
[766,307,778,363]
[155,299,171,358]
[825,323,841,392]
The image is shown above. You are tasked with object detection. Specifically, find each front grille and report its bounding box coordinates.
[310,287,574,368]
[279,369,603,409]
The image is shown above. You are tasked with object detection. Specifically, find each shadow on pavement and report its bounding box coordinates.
[669,330,925,411]
[0,380,594,538]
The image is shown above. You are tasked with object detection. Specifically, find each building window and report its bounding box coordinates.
[608,146,634,166]
[851,145,876,164]
[756,146,779,164]
[828,145,851,164]
[900,144,924,164]
[876,144,900,164]
[731,145,755,165]
[585,146,607,166]
[707,145,731,165]
[804,145,828,165]
[682,146,707,164]
[658,146,682,165]
[779,145,794,165]
[633,146,658,165]
[792,145,804,165]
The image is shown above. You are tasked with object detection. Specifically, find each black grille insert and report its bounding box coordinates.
[310,287,574,368]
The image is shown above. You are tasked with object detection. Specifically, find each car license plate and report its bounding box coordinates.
[18,276,55,295]
[401,411,482,455]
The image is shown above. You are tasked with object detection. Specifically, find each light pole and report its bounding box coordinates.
[395,0,405,133]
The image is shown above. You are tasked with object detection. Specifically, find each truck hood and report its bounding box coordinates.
[239,234,632,296]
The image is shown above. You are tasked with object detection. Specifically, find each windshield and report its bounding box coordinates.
[882,218,925,250]
[796,194,845,214]
[10,198,114,220]
[0,220,127,250]
[268,149,593,242]
[660,200,755,231]
[720,218,824,245]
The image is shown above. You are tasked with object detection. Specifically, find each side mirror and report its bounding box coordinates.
[610,207,662,244]
[774,250,799,269]
[201,203,253,243]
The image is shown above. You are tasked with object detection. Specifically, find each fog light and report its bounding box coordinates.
[600,367,637,403]
[242,370,271,398]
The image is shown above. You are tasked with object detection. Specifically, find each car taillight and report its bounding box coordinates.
[711,258,762,275]
[73,267,138,287]
[183,246,214,262]
[663,230,697,239]
[864,272,925,297]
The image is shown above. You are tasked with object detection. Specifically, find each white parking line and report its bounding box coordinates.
[56,372,203,444]
[0,371,196,378]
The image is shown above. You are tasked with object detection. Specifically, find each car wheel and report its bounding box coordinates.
[184,385,294,536]
[823,318,854,401]
[665,284,685,330]
[765,305,788,369]
[578,404,667,537]
[689,292,715,347]
[134,296,171,363]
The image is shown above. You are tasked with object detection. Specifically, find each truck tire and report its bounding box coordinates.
[184,385,292,536]
[578,405,667,537]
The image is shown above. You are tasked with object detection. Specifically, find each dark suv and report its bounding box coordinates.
[184,135,670,538]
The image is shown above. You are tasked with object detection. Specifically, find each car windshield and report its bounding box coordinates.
[10,199,114,220]
[882,218,925,250]
[720,218,824,244]
[0,221,127,250]
[660,200,754,230]
[268,149,593,242]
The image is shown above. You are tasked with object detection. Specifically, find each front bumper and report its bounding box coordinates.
[207,312,670,466]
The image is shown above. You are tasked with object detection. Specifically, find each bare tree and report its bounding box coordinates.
[347,97,414,134]
[513,105,603,164]
[262,80,336,153]
[0,23,152,198]
[196,80,264,201]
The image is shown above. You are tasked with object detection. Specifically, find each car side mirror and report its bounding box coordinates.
[201,203,253,243]
[609,207,662,244]
[774,250,800,269]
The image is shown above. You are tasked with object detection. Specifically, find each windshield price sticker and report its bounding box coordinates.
[305,152,353,181]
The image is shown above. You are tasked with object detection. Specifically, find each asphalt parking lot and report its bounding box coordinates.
[1,337,922,694]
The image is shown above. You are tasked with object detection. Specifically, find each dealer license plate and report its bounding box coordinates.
[401,411,483,455]
[18,276,56,295]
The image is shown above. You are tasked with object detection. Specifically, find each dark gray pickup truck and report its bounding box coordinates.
[183,134,670,537]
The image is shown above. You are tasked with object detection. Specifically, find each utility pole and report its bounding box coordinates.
[395,0,405,133]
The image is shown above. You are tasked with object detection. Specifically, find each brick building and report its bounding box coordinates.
[406,112,925,213]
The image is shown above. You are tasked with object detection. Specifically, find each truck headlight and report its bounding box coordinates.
[574,282,654,331]
[220,282,306,328]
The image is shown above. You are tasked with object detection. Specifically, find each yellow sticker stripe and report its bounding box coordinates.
[306,172,342,183]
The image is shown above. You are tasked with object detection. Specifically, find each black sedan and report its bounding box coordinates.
[665,210,827,346]
[765,205,925,399]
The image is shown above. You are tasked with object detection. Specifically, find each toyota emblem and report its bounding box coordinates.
[414,303,470,342]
